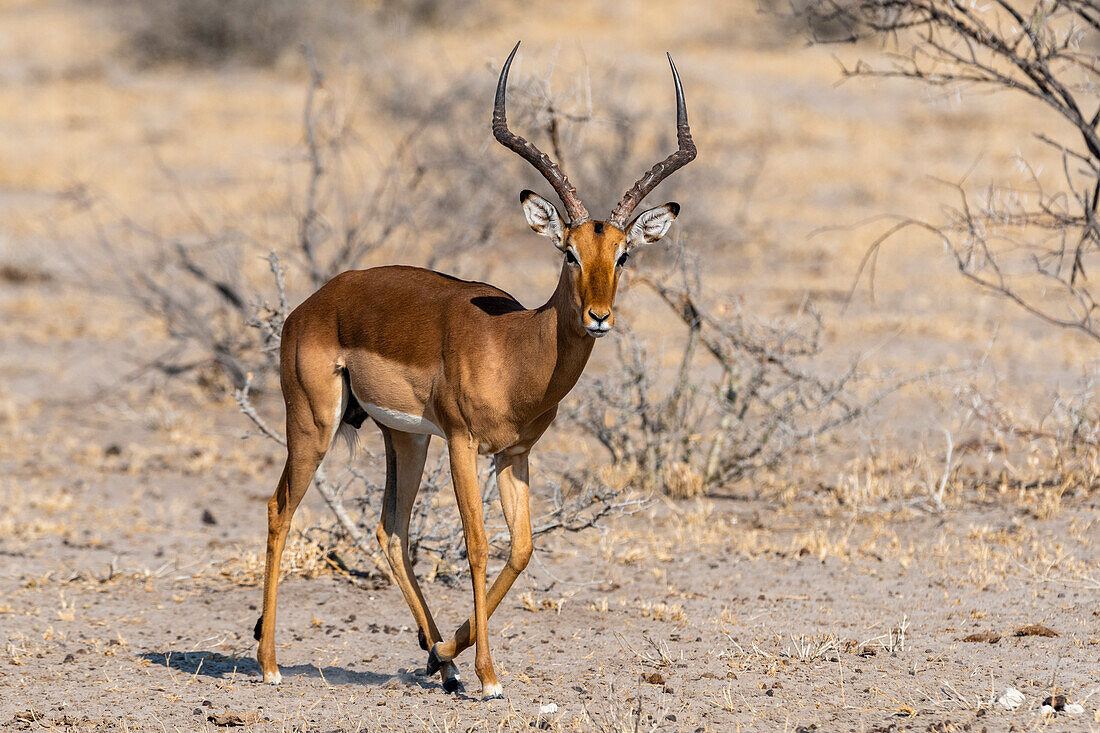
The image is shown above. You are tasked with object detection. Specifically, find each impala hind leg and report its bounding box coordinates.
[434,451,532,665]
[255,364,340,684]
[374,427,462,692]
[428,440,502,699]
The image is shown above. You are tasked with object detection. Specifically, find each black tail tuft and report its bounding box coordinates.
[341,370,369,429]
[253,615,263,641]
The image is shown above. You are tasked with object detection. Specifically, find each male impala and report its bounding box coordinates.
[254,42,696,699]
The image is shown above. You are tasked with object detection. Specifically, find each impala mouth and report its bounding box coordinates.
[585,324,611,338]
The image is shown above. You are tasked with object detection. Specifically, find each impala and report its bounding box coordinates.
[254,42,696,699]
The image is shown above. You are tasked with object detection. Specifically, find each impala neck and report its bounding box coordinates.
[530,262,594,408]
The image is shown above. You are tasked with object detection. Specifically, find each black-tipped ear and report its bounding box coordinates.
[520,190,566,249]
[625,202,678,248]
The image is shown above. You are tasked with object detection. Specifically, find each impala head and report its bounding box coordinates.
[494,42,697,338]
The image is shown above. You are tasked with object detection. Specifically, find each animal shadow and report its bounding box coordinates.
[140,650,452,692]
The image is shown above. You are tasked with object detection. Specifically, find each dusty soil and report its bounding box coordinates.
[2,0,1100,731]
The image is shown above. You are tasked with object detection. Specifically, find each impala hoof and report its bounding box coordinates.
[443,676,464,694]
[262,669,282,685]
[425,645,443,676]
[481,683,504,701]
[418,628,430,651]
[253,615,263,641]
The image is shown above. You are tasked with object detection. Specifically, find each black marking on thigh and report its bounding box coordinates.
[253,615,263,641]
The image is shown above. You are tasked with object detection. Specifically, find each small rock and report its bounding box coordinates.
[62,654,75,663]
[1064,703,1085,716]
[201,509,217,526]
[539,703,557,715]
[960,631,1001,643]
[642,672,665,685]
[208,711,260,727]
[1042,694,1066,711]
[997,687,1025,710]
[1040,705,1055,716]
[1014,623,1058,638]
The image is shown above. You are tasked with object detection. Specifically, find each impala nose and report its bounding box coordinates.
[588,308,610,323]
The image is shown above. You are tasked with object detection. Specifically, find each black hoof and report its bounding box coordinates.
[482,692,504,701]
[253,615,263,641]
[418,628,429,651]
[425,646,443,676]
[443,677,464,694]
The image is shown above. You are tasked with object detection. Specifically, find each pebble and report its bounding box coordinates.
[997,687,1025,710]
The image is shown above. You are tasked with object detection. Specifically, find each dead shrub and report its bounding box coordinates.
[958,375,1100,512]
[565,257,911,497]
[761,0,865,43]
[111,0,310,67]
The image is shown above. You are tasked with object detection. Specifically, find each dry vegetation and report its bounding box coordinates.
[1,0,1099,730]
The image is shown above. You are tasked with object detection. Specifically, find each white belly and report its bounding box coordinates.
[363,403,445,438]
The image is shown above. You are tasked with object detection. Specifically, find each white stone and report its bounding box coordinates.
[997,687,1025,711]
[540,703,558,715]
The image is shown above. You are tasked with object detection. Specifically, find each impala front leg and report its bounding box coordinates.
[430,438,502,699]
[439,450,532,661]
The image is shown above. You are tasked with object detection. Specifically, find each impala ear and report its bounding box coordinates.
[626,202,679,249]
[520,190,566,249]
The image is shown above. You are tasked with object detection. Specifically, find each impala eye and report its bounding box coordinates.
[617,252,630,267]
[565,250,579,265]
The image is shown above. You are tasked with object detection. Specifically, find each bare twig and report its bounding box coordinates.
[791,1,1100,344]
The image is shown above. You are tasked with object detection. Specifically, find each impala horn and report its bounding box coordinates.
[493,42,590,225]
[609,53,697,228]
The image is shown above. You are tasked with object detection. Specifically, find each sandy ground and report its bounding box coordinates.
[2,0,1100,730]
